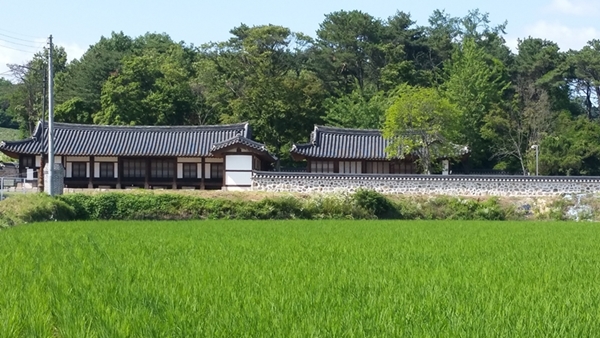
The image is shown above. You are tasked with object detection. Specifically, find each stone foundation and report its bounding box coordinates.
[252,172,600,197]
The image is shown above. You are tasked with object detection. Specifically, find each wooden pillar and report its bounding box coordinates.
[200,157,205,190]
[145,158,150,189]
[116,157,122,189]
[172,158,177,190]
[88,156,94,189]
[222,156,227,190]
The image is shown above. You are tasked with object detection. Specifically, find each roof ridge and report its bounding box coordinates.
[315,125,383,135]
[46,122,249,132]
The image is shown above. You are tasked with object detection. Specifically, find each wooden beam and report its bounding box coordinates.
[89,156,94,188]
[200,157,205,190]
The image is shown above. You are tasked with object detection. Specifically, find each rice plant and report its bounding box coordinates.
[0,220,599,337]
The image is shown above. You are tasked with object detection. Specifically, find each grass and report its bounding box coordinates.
[1,220,599,337]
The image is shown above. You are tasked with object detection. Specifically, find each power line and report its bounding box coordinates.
[0,37,41,49]
[0,32,40,44]
[0,28,41,40]
[0,43,40,54]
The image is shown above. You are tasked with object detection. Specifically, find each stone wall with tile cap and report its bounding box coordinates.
[252,171,600,197]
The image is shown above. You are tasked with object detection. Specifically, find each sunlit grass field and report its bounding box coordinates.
[1,220,599,337]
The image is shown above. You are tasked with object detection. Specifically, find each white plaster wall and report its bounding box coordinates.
[226,171,252,186]
[226,155,252,171]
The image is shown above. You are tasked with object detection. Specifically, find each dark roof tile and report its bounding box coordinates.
[0,122,251,157]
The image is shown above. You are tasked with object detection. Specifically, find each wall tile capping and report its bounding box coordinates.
[251,172,600,197]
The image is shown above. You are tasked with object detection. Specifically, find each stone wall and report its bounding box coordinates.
[252,172,600,197]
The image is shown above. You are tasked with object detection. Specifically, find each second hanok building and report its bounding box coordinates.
[0,121,276,190]
[290,125,468,174]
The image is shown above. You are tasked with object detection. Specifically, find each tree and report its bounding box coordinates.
[323,87,388,129]
[196,24,326,160]
[95,44,198,125]
[512,38,570,113]
[567,40,600,119]
[383,84,462,174]
[0,79,18,128]
[7,46,67,135]
[482,81,553,174]
[443,38,508,167]
[540,112,600,175]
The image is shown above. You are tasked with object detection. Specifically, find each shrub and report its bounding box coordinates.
[0,194,75,227]
[353,189,399,219]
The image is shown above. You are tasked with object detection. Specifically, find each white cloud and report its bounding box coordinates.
[511,21,600,51]
[547,0,600,16]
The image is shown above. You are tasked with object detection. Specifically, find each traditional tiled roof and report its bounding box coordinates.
[290,125,469,160]
[290,125,395,160]
[211,134,277,162]
[0,121,254,157]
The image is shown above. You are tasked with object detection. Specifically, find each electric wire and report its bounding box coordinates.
[0,28,41,40]
[0,43,40,54]
[0,37,42,49]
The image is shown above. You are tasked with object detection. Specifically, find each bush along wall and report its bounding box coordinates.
[0,189,583,227]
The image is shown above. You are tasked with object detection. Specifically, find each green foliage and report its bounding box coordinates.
[352,189,399,219]
[0,194,75,227]
[540,112,600,175]
[384,84,462,173]
[443,38,508,166]
[323,87,389,129]
[0,190,531,227]
[55,97,94,124]
[96,45,198,125]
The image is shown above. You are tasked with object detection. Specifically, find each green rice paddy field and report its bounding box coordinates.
[1,220,600,337]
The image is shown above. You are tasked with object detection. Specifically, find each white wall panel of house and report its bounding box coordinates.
[204,163,211,179]
[35,155,41,167]
[66,163,72,178]
[86,163,90,178]
[94,163,100,178]
[177,163,183,179]
[226,171,252,186]
[225,155,252,171]
[55,156,62,164]
[197,163,202,178]
[113,163,118,178]
[205,157,223,163]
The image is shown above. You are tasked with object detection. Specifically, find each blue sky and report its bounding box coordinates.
[1,0,599,77]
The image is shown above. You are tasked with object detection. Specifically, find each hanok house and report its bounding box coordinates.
[290,125,468,174]
[0,121,276,190]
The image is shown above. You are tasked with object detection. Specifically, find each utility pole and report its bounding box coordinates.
[47,35,54,195]
[39,66,47,192]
